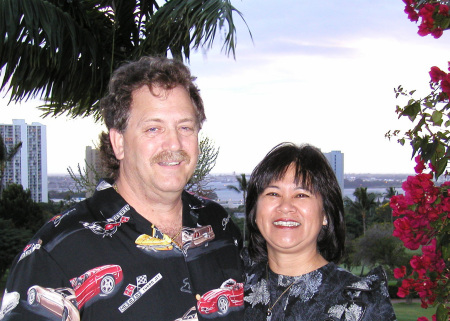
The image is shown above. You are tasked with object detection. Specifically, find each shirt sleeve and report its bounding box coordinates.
[359,266,397,320]
[1,240,81,321]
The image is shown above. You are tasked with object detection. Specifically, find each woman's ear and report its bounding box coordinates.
[109,129,125,160]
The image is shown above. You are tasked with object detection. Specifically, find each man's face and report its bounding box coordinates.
[112,85,199,197]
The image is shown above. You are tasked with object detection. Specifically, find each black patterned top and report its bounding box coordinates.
[244,259,397,321]
[1,180,244,320]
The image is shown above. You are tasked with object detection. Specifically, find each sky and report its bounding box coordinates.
[2,0,450,175]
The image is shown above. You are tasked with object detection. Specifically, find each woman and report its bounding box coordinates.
[243,143,396,321]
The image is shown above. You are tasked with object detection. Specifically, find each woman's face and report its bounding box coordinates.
[255,165,327,257]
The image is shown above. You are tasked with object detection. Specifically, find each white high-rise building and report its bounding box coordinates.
[0,119,48,202]
[324,150,344,193]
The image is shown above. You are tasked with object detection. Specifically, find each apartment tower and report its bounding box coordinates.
[324,150,345,193]
[0,119,48,202]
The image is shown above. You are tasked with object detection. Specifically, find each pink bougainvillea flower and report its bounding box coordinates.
[441,75,450,95]
[405,5,419,22]
[431,27,444,39]
[397,284,409,298]
[429,66,447,82]
[394,266,407,279]
[438,4,449,15]
[414,157,426,173]
[418,23,431,36]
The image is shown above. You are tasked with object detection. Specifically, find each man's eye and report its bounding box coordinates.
[146,127,161,135]
[179,126,195,136]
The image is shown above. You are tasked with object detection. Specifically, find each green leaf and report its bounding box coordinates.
[435,157,448,179]
[400,102,421,121]
[436,304,448,321]
[432,110,443,126]
[441,236,450,262]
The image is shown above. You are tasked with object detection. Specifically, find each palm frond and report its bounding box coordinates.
[0,0,249,118]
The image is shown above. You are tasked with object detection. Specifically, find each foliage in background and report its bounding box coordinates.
[0,184,46,232]
[226,173,248,241]
[68,161,102,197]
[0,184,53,280]
[353,223,410,275]
[389,2,450,320]
[186,136,220,199]
[344,187,378,235]
[0,0,250,119]
[0,218,33,280]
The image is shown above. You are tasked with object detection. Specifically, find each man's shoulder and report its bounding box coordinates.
[182,191,227,215]
[31,200,96,247]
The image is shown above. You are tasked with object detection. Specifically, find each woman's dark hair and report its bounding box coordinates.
[98,56,205,180]
[246,142,346,264]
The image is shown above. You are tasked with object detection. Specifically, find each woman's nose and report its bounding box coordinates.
[277,197,295,214]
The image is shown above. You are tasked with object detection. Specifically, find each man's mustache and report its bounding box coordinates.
[150,150,191,165]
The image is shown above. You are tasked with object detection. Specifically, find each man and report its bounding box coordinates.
[1,57,244,320]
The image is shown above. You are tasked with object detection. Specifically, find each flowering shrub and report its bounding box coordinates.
[402,0,450,38]
[391,156,449,321]
[390,2,450,320]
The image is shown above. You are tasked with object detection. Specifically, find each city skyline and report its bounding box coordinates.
[2,0,449,175]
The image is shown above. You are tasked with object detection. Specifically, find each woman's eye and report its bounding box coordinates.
[266,192,279,197]
[295,193,309,198]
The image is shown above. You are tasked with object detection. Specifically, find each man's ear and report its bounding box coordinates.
[110,129,124,160]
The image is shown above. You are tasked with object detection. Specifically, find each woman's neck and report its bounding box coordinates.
[267,251,328,276]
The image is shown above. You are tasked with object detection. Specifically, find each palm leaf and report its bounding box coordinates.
[0,0,249,119]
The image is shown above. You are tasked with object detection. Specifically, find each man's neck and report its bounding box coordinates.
[113,179,184,236]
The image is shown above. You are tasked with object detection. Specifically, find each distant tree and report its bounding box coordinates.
[39,199,72,220]
[0,218,33,280]
[383,187,398,202]
[344,209,364,239]
[0,134,22,195]
[68,161,103,198]
[340,238,357,272]
[186,136,220,199]
[225,205,245,237]
[227,173,248,242]
[344,187,377,235]
[0,0,249,119]
[353,223,410,276]
[0,184,46,233]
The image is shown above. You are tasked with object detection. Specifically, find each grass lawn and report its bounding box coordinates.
[393,301,435,321]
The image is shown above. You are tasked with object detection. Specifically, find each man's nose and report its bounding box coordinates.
[163,127,182,150]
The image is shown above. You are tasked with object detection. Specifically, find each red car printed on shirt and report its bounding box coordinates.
[197,279,243,316]
[70,264,123,309]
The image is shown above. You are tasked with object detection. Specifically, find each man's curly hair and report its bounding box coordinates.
[99,56,206,181]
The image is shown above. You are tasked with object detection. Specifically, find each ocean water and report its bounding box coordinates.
[210,181,403,207]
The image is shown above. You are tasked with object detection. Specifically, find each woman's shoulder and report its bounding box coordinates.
[329,264,389,292]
